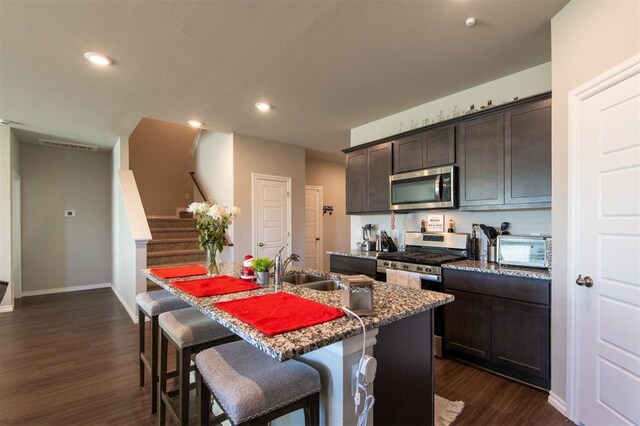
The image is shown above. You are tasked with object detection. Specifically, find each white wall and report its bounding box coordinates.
[194,131,235,262]
[349,63,553,248]
[111,137,151,322]
[351,62,551,146]
[19,143,111,295]
[0,127,19,311]
[549,0,640,414]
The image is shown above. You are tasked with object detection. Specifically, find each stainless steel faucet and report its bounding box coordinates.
[273,246,300,290]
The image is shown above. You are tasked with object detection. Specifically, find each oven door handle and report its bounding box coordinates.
[419,273,442,282]
[434,175,442,201]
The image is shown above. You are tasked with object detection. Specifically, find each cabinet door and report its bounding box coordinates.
[458,113,505,207]
[444,289,492,360]
[393,134,423,173]
[367,142,393,212]
[345,149,367,214]
[491,298,550,380]
[505,98,551,205]
[424,125,455,168]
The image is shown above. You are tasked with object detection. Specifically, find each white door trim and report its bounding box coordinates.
[251,173,292,257]
[305,185,324,271]
[565,53,640,423]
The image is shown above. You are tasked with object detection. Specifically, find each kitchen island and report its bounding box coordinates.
[143,264,453,425]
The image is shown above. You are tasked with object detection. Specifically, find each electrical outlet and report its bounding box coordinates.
[64,210,76,217]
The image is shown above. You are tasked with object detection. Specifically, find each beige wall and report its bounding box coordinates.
[129,118,198,216]
[550,0,640,408]
[20,144,112,292]
[305,157,350,271]
[232,133,306,261]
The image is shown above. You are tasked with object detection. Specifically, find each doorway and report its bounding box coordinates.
[304,186,323,271]
[252,174,292,259]
[11,170,21,300]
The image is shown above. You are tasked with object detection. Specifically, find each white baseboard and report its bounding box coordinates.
[21,282,112,297]
[0,304,14,313]
[110,285,138,324]
[548,391,569,419]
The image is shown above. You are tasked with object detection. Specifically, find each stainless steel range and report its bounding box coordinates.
[377,232,469,357]
[377,232,469,281]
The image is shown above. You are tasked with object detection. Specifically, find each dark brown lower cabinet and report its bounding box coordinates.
[443,289,491,360]
[443,269,551,389]
[329,254,377,279]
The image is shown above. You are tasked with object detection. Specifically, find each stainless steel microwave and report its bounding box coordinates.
[497,235,551,269]
[389,166,457,211]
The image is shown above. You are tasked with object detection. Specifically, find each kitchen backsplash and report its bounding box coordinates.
[351,209,552,255]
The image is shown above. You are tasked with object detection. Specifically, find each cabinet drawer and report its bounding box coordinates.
[443,268,550,305]
[329,255,376,278]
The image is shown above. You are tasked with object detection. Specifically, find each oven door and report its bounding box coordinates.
[389,166,456,211]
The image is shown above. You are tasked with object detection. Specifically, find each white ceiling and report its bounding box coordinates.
[0,0,568,154]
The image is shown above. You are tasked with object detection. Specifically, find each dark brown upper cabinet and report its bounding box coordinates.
[346,142,393,214]
[458,94,551,210]
[458,113,506,207]
[504,98,552,205]
[393,125,455,173]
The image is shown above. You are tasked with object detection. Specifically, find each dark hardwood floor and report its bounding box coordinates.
[0,288,571,425]
[434,358,571,426]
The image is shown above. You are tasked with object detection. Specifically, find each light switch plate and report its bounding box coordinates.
[65,210,76,217]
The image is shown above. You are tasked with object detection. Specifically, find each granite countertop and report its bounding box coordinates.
[142,263,452,361]
[326,250,379,259]
[443,259,551,280]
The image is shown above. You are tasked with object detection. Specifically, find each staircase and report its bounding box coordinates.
[146,218,205,290]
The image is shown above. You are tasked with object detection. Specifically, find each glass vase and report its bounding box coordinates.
[206,244,219,276]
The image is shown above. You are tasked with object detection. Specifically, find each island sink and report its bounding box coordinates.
[282,272,340,291]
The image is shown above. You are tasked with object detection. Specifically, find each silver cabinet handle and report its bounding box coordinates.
[576,274,594,288]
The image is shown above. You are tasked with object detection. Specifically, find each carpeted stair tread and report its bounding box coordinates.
[147,218,196,229]
[147,249,203,258]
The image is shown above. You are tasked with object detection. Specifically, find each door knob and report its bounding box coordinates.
[315,237,320,241]
[576,275,594,288]
[258,242,264,247]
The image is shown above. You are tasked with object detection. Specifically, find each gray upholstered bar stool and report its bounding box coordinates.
[159,307,238,426]
[195,340,321,426]
[136,290,190,413]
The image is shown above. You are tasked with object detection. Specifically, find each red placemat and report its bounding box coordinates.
[172,276,260,297]
[150,265,207,279]
[214,292,345,337]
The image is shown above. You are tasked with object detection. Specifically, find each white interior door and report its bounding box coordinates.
[305,186,323,270]
[571,56,640,425]
[253,174,291,259]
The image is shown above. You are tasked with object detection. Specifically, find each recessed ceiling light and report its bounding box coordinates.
[188,120,203,128]
[84,52,114,66]
[255,102,272,112]
[465,17,476,27]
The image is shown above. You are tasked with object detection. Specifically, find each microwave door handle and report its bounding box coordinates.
[434,175,442,200]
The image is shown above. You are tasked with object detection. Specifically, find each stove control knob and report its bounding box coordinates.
[425,266,432,273]
[383,262,389,267]
[416,266,423,272]
[402,265,409,270]
[390,263,397,268]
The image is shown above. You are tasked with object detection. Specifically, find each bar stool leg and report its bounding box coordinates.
[138,307,145,387]
[304,392,320,426]
[159,332,168,426]
[179,346,192,426]
[151,316,159,414]
[197,370,210,426]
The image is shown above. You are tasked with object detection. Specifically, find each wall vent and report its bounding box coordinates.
[38,139,98,152]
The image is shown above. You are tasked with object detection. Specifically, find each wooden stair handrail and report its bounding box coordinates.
[189,171,208,201]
